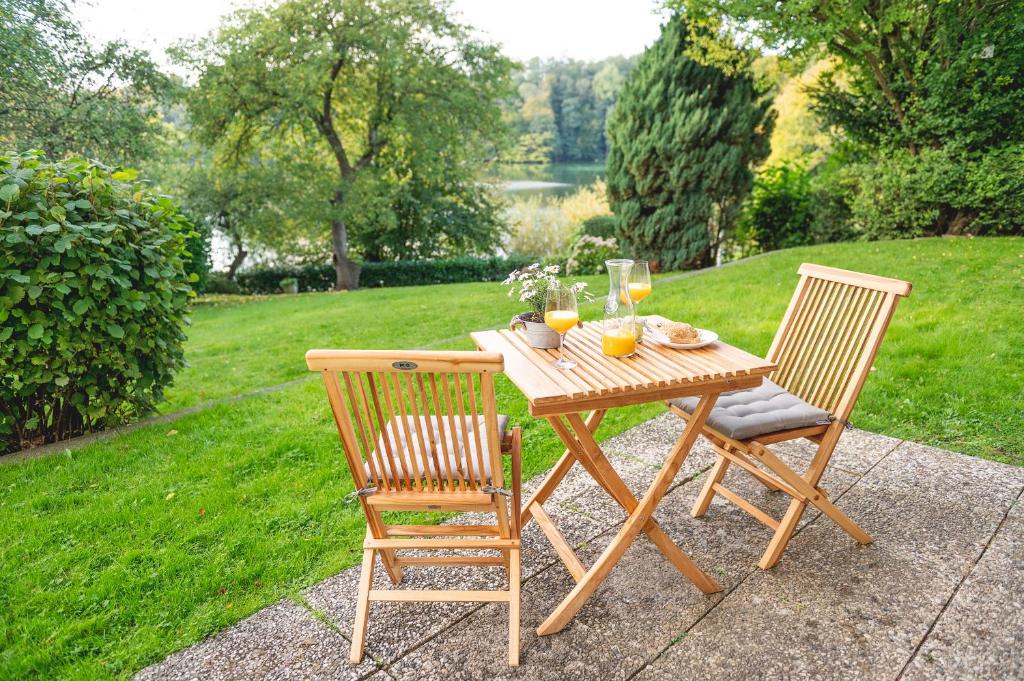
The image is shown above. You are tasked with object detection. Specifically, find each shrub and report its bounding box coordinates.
[580,215,618,239]
[0,151,196,453]
[565,234,619,275]
[204,272,242,295]
[738,163,814,252]
[234,256,535,294]
[183,218,212,293]
[843,145,1024,239]
[505,180,612,259]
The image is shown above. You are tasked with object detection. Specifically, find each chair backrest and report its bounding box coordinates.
[766,263,911,421]
[306,349,506,494]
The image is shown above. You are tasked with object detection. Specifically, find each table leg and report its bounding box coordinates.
[537,393,721,636]
[561,413,720,593]
[520,410,605,527]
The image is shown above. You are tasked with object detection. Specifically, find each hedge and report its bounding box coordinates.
[234,255,535,294]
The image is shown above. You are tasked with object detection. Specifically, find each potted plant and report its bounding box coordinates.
[503,264,590,348]
[279,276,299,294]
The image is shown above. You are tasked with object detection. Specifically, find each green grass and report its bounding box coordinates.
[1,237,1021,678]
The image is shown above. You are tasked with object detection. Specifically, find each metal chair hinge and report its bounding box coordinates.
[481,485,513,498]
[344,486,377,504]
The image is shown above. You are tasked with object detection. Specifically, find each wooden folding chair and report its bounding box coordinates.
[669,264,911,569]
[306,349,522,665]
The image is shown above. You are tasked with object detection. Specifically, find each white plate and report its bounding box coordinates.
[645,327,719,350]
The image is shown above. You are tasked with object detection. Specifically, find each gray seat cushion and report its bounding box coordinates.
[670,380,831,441]
[364,414,509,483]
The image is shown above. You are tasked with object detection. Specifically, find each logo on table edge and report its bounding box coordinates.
[392,361,418,371]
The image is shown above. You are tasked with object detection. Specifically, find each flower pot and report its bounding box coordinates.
[510,313,560,349]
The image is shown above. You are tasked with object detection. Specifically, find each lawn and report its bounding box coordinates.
[1,237,1021,679]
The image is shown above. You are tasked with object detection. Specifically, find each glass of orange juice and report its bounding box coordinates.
[544,283,579,369]
[626,260,651,340]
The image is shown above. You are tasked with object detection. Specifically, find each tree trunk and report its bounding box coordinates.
[226,243,247,280]
[331,218,360,290]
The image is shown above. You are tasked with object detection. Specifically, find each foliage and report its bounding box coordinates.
[565,234,619,275]
[233,256,534,294]
[676,1,1024,153]
[354,164,507,261]
[843,145,1024,239]
[606,15,773,270]
[504,57,637,163]
[176,0,514,290]
[183,217,212,293]
[0,0,174,164]
[205,272,242,295]
[580,215,619,239]
[148,132,330,278]
[763,59,834,168]
[505,180,611,258]
[501,263,590,315]
[676,0,1024,238]
[0,151,195,452]
[738,163,814,253]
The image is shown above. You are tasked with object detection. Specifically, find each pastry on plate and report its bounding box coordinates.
[666,322,700,344]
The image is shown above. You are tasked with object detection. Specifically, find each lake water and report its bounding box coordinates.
[486,163,606,198]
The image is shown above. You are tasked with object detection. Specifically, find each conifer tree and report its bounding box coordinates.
[606,16,773,269]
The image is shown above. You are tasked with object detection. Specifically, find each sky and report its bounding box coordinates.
[73,0,668,70]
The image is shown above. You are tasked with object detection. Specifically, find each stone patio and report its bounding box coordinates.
[136,413,1024,681]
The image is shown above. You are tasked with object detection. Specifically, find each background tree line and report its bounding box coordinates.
[3,0,1022,295]
[503,56,637,164]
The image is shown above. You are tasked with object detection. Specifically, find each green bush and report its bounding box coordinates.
[738,163,814,253]
[235,256,534,294]
[0,151,196,453]
[565,234,619,275]
[183,218,212,293]
[204,272,242,295]
[845,146,1024,238]
[580,215,618,239]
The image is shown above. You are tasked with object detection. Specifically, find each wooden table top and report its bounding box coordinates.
[471,315,776,417]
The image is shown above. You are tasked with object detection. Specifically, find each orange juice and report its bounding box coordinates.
[544,310,579,334]
[619,282,652,304]
[602,328,636,356]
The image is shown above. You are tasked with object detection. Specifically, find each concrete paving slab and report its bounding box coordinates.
[636,441,1024,681]
[133,600,379,681]
[386,448,869,680]
[901,493,1024,681]
[135,414,1022,681]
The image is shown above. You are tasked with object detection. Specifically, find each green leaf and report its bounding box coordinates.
[25,225,44,236]
[0,326,12,342]
[54,237,72,253]
[106,323,125,338]
[27,286,42,299]
[72,299,90,315]
[0,184,19,202]
[27,323,44,339]
[49,205,67,222]
[54,375,70,387]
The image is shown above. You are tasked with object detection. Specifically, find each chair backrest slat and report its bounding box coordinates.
[307,350,505,494]
[767,264,910,420]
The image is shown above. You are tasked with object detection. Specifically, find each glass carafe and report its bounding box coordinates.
[602,259,637,357]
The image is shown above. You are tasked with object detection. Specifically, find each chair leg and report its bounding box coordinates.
[758,498,805,569]
[692,454,730,517]
[350,548,376,664]
[508,547,521,666]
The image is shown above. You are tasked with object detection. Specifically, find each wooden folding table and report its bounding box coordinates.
[471,316,775,635]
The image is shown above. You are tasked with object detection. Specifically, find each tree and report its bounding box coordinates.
[0,0,173,164]
[606,16,773,270]
[175,0,513,290]
[673,0,1024,155]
